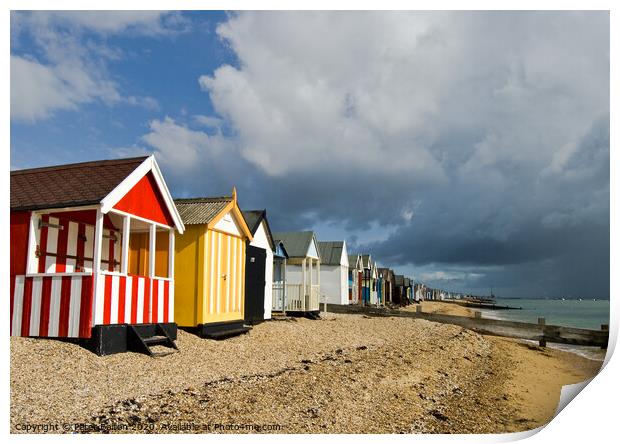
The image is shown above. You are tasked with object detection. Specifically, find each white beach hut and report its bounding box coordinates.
[317,241,350,305]
[272,231,321,316]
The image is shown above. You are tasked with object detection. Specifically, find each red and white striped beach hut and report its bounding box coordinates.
[10,156,185,355]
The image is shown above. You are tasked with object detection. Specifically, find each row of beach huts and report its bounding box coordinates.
[10,155,444,356]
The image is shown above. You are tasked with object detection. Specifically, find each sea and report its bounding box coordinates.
[479,298,610,361]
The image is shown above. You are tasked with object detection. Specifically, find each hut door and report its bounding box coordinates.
[244,245,266,324]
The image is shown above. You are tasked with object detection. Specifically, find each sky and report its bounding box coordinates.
[10,11,610,299]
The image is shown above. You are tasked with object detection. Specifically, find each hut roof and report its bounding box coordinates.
[318,241,346,266]
[10,156,148,211]
[394,275,405,286]
[360,254,372,268]
[242,209,275,251]
[273,231,320,259]
[242,210,263,233]
[377,267,392,280]
[348,254,360,269]
[174,197,232,225]
[273,239,290,259]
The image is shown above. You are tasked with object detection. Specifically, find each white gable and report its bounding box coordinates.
[214,210,242,236]
[307,236,319,259]
[249,220,271,250]
[340,241,349,267]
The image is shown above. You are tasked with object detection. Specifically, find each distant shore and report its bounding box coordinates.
[10,311,603,434]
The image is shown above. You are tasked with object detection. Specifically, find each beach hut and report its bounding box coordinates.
[370,260,379,305]
[271,239,289,313]
[318,241,350,305]
[375,267,384,305]
[242,210,276,324]
[414,283,424,302]
[10,156,185,356]
[347,254,362,304]
[272,231,321,316]
[174,190,254,338]
[404,277,412,304]
[394,275,406,305]
[386,269,396,304]
[360,255,370,304]
[377,268,393,306]
[359,255,379,306]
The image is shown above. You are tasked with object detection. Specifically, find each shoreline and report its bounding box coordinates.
[411,300,607,362]
[10,312,603,434]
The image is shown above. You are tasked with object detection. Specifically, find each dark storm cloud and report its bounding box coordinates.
[143,11,609,298]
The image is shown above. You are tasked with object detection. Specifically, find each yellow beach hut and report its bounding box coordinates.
[173,189,254,338]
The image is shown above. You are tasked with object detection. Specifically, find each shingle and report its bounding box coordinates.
[10,157,148,210]
[174,197,231,225]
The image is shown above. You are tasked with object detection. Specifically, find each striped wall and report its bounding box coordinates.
[10,274,94,338]
[97,274,173,325]
[38,215,120,273]
[201,229,245,323]
[10,274,173,338]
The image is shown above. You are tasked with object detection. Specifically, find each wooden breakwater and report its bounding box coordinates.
[459,302,521,310]
[325,304,609,349]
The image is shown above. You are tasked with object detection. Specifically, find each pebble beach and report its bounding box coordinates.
[10,305,603,434]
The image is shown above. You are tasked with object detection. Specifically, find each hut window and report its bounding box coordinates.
[127,218,150,276]
[154,227,170,278]
[32,210,106,274]
[100,228,121,272]
[98,212,124,273]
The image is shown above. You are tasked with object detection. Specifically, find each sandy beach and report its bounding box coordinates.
[10,312,603,434]
[405,300,475,317]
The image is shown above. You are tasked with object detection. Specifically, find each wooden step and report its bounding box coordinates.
[203,326,252,339]
[143,335,169,346]
[127,324,179,357]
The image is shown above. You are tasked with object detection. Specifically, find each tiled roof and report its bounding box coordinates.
[174,197,231,225]
[10,156,147,211]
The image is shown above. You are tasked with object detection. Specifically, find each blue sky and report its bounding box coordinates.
[10,11,610,298]
[11,11,232,168]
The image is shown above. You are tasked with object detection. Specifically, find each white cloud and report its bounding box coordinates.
[10,11,182,122]
[13,11,187,36]
[140,117,229,173]
[11,54,120,121]
[126,95,160,111]
[199,11,607,184]
[419,270,485,283]
[193,114,223,129]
